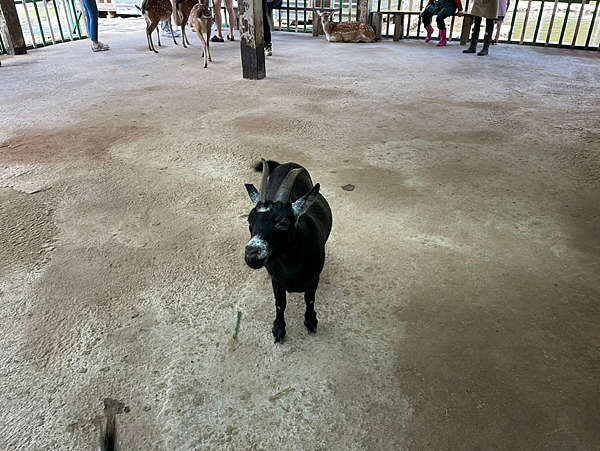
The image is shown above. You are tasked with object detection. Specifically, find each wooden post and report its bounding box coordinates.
[239,0,266,80]
[356,0,369,23]
[369,11,382,41]
[0,0,27,55]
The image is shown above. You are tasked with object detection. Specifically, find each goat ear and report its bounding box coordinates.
[292,183,320,220]
[245,184,260,205]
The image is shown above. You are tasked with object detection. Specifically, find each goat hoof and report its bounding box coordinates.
[304,318,318,334]
[272,321,286,343]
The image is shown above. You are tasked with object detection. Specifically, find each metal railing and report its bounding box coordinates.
[3,0,598,54]
[0,0,88,54]
[376,0,599,49]
[267,0,599,49]
[270,0,358,32]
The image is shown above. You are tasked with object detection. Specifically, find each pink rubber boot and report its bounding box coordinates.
[436,29,447,46]
[424,25,434,42]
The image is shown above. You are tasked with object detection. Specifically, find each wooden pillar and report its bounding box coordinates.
[356,0,369,23]
[0,0,27,55]
[312,11,324,37]
[239,0,266,80]
[369,11,382,41]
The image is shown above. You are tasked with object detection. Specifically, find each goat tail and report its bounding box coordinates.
[254,160,280,173]
[99,404,118,451]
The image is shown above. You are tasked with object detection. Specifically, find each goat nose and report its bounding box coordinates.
[246,247,260,258]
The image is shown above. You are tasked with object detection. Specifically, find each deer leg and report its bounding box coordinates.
[184,15,191,46]
[147,20,159,52]
[198,33,208,67]
[271,279,287,343]
[168,19,178,45]
[304,277,319,334]
[181,24,187,48]
[181,11,191,47]
[206,20,212,61]
[156,23,161,47]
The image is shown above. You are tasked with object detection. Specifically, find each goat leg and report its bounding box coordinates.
[271,279,287,343]
[304,278,319,334]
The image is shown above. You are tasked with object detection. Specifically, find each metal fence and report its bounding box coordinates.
[0,0,88,54]
[2,0,598,54]
[270,0,599,50]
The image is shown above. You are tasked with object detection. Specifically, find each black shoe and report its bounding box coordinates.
[478,33,492,56]
[227,35,235,41]
[210,35,224,42]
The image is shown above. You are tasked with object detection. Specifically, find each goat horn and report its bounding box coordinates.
[258,158,269,203]
[274,168,302,203]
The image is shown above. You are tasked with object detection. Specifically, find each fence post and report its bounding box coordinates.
[0,0,27,54]
[239,0,266,79]
[356,0,369,22]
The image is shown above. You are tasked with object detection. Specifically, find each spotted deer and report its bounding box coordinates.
[176,0,197,48]
[177,0,213,67]
[316,11,376,43]
[137,0,178,53]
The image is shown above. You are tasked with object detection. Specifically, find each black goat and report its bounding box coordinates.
[245,160,332,343]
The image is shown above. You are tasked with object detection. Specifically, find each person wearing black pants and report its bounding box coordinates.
[463,0,498,55]
[263,0,272,55]
[421,0,463,47]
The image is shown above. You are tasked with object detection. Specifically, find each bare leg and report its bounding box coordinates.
[213,0,223,39]
[224,0,235,39]
[494,22,501,43]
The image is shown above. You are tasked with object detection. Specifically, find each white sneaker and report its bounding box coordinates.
[91,41,110,52]
[161,30,181,38]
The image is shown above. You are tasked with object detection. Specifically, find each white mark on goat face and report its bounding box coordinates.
[246,236,269,260]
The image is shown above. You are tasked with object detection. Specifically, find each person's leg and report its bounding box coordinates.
[422,10,434,42]
[463,15,481,53]
[436,12,449,46]
[225,0,235,39]
[213,0,224,39]
[263,0,272,54]
[80,0,98,42]
[435,13,448,31]
[171,0,178,30]
[493,17,503,43]
[478,17,494,55]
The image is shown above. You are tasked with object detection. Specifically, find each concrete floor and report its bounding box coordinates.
[1,17,599,451]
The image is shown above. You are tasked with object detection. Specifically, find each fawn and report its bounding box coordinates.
[138,0,179,53]
[184,0,213,67]
[317,11,376,43]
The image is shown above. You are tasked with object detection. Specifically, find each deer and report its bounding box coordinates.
[137,0,178,53]
[177,0,213,67]
[176,0,198,48]
[245,160,333,343]
[316,10,376,43]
